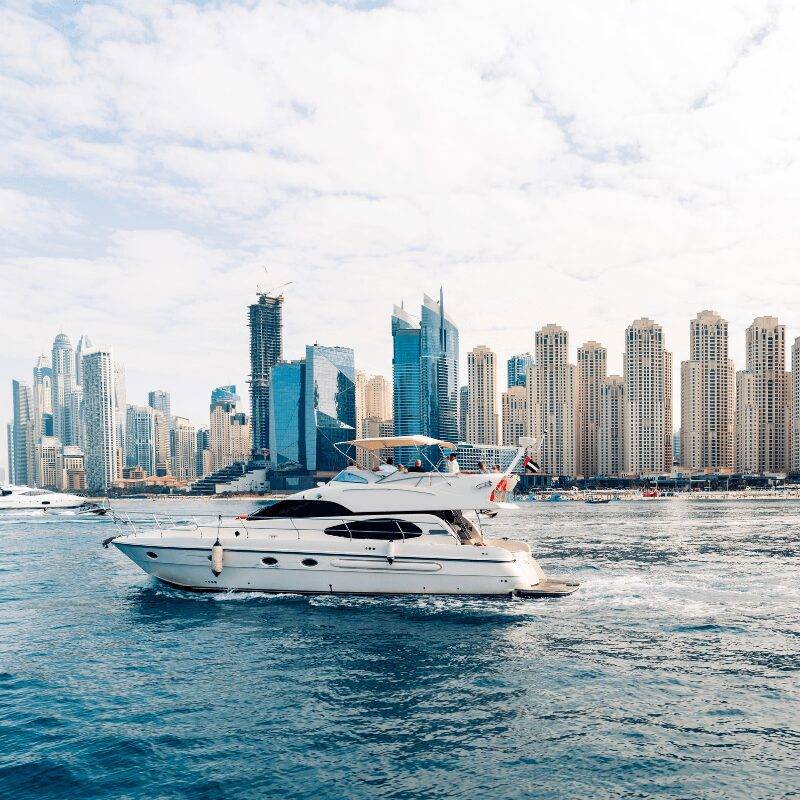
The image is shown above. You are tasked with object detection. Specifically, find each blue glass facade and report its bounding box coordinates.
[507,353,533,388]
[211,385,240,405]
[269,361,306,473]
[304,345,356,473]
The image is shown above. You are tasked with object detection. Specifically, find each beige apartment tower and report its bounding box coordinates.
[679,311,735,470]
[599,376,624,476]
[744,317,788,473]
[467,345,498,445]
[623,318,672,475]
[576,341,607,477]
[502,386,528,447]
[793,338,800,474]
[534,325,576,477]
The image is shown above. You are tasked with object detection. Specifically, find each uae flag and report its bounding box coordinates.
[523,456,540,474]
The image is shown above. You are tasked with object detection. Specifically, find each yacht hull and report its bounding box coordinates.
[114,539,544,597]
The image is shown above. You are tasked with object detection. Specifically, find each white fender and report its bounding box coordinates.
[211,538,224,576]
[387,539,396,565]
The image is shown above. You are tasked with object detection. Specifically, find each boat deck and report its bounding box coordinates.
[516,579,580,598]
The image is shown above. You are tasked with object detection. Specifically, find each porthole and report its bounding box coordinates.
[262,557,278,566]
[146,551,158,559]
[302,558,318,567]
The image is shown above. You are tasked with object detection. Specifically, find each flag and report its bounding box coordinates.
[523,456,540,474]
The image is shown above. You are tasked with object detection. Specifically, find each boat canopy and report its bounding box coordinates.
[344,435,457,452]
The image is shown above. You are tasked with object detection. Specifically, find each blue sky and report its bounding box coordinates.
[2,0,800,462]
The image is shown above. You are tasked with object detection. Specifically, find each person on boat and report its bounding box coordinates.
[491,465,501,473]
[408,459,425,473]
[376,457,398,476]
[477,461,489,474]
[445,454,460,474]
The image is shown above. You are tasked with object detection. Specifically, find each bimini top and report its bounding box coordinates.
[345,435,457,452]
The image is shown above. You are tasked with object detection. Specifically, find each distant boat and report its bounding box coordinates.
[0,484,87,510]
[586,496,611,505]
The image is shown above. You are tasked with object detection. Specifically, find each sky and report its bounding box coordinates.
[2,0,800,463]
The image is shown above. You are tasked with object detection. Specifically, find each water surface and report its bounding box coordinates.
[1,499,798,799]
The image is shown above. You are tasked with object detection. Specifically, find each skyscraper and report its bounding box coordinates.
[507,353,533,389]
[533,324,576,476]
[148,390,172,474]
[304,344,355,473]
[680,311,735,470]
[170,417,197,481]
[599,376,624,476]
[11,379,35,486]
[623,318,672,475]
[467,345,498,445]
[82,347,118,494]
[74,335,92,387]
[392,304,422,460]
[209,392,251,472]
[148,390,171,428]
[502,386,527,447]
[248,293,283,457]
[735,371,758,473]
[355,370,368,439]
[269,360,307,473]
[365,375,392,421]
[576,341,607,478]
[459,385,469,442]
[745,316,787,473]
[126,405,158,475]
[32,354,53,440]
[793,338,800,474]
[51,333,75,445]
[195,428,210,477]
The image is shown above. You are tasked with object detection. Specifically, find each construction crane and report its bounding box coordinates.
[256,266,293,297]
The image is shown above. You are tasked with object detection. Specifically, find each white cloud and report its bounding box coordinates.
[1,0,800,442]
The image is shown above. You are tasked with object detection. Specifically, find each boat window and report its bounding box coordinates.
[22,489,49,496]
[324,519,422,541]
[0,489,11,497]
[302,558,318,567]
[248,499,354,519]
[261,557,278,566]
[331,471,369,484]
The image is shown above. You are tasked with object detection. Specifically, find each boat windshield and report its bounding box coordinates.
[331,470,371,484]
[248,499,354,519]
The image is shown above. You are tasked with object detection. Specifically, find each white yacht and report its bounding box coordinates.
[0,484,88,510]
[109,436,579,599]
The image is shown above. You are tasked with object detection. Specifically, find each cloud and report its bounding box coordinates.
[1,0,800,443]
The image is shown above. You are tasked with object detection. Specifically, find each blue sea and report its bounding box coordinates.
[1,498,798,799]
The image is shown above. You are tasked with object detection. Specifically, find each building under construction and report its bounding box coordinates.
[248,292,283,458]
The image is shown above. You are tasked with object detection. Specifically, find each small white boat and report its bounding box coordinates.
[109,436,579,599]
[0,484,88,510]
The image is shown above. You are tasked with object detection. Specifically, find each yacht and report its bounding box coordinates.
[108,436,579,599]
[0,484,88,510]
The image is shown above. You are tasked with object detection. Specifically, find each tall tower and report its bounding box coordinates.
[680,311,735,470]
[793,338,800,474]
[74,335,93,387]
[248,293,283,458]
[502,386,527,446]
[599,375,624,476]
[126,405,158,475]
[82,348,118,494]
[623,318,671,475]
[32,354,53,440]
[534,324,576,477]
[11,379,35,486]
[467,345,498,445]
[576,341,607,478]
[745,316,787,473]
[507,353,533,389]
[51,333,75,445]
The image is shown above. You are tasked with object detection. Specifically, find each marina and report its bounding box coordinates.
[1,497,797,799]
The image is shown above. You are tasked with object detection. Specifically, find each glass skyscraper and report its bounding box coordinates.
[304,344,356,473]
[269,360,306,473]
[392,291,459,462]
[507,353,533,388]
[211,385,240,405]
[248,294,283,458]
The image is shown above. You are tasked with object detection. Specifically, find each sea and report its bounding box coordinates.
[1,498,798,800]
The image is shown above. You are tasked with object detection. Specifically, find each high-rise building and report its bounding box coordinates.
[793,338,800,475]
[74,335,92,388]
[599,376,624,476]
[67,388,84,450]
[355,370,368,439]
[6,422,13,484]
[365,375,392,421]
[744,316,787,473]
[60,446,86,491]
[392,292,458,459]
[114,362,127,465]
[209,393,251,472]
[458,386,468,442]
[51,333,75,445]
[82,348,118,494]
[248,293,283,457]
[304,344,356,473]
[576,341,607,478]
[35,436,61,489]
[11,379,35,486]
[680,311,735,470]
[32,354,53,441]
[152,409,170,476]
[211,385,240,405]
[269,360,307,473]
[195,428,210,478]
[467,345,498,445]
[148,390,171,427]
[533,324,576,476]
[170,417,196,481]
[672,430,682,466]
[735,371,758,473]
[623,318,672,475]
[507,353,533,389]
[502,386,527,446]
[126,405,157,475]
